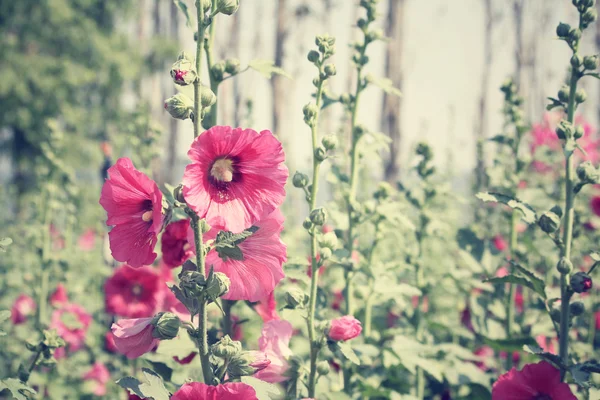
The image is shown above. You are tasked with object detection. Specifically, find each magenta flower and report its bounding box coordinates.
[196,209,286,302]
[99,158,164,267]
[492,361,576,399]
[254,291,280,322]
[10,294,36,325]
[50,283,69,307]
[254,320,293,383]
[50,303,92,352]
[111,317,159,359]
[328,315,362,341]
[591,196,600,217]
[172,382,257,400]
[83,362,111,396]
[161,219,193,268]
[492,235,508,252]
[182,126,288,232]
[104,264,165,318]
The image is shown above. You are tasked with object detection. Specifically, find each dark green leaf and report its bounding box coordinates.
[480,336,537,352]
[337,342,360,365]
[475,192,537,223]
[117,369,170,400]
[523,344,562,367]
[0,378,37,400]
[172,0,193,27]
[488,135,515,146]
[509,261,546,299]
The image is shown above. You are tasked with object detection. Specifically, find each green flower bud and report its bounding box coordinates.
[200,0,212,13]
[211,62,226,81]
[180,270,207,297]
[317,361,330,376]
[374,182,393,200]
[322,134,338,151]
[177,51,194,62]
[224,58,241,75]
[357,18,368,30]
[314,146,327,162]
[42,330,66,349]
[292,171,309,188]
[569,301,585,316]
[556,120,573,140]
[205,272,230,300]
[569,28,582,42]
[303,103,319,126]
[164,93,194,120]
[174,184,185,203]
[228,351,270,377]
[170,56,197,86]
[319,247,332,260]
[217,0,239,15]
[577,161,600,183]
[285,287,309,309]
[538,210,561,233]
[310,208,327,225]
[556,22,571,37]
[318,232,339,249]
[558,86,570,102]
[571,54,583,68]
[211,335,242,358]
[557,257,573,274]
[339,93,351,105]
[200,86,217,108]
[302,218,313,231]
[575,89,587,103]
[353,124,367,139]
[582,8,598,27]
[307,50,320,63]
[550,308,561,323]
[571,271,593,293]
[574,125,585,139]
[583,55,599,70]
[323,63,337,77]
[152,312,181,340]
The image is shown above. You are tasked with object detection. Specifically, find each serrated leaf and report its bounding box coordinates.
[337,341,360,365]
[248,59,292,79]
[480,336,537,352]
[0,378,37,400]
[509,261,546,299]
[523,344,562,367]
[365,74,401,97]
[0,237,12,252]
[241,376,281,400]
[475,192,537,223]
[173,0,193,27]
[117,368,170,400]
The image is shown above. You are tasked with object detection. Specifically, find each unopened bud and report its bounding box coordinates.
[556,120,573,140]
[314,146,327,162]
[302,218,313,231]
[174,184,185,203]
[582,8,598,27]
[303,103,319,126]
[152,312,181,340]
[317,361,330,376]
[569,28,582,43]
[322,134,338,151]
[310,208,327,226]
[550,309,562,323]
[205,272,230,300]
[285,288,309,309]
[570,301,585,316]
[307,50,320,63]
[323,64,336,77]
[200,0,212,12]
[217,0,239,15]
[164,93,194,120]
[538,210,561,233]
[571,54,583,68]
[339,93,351,105]
[353,124,366,139]
[200,86,217,108]
[319,247,332,260]
[211,62,226,81]
[170,55,197,86]
[583,55,599,70]
[557,257,573,274]
[211,335,242,358]
[318,232,339,249]
[571,271,593,293]
[574,125,585,139]
[575,89,587,103]
[292,171,309,188]
[556,22,571,38]
[558,86,570,102]
[577,161,600,183]
[228,351,270,377]
[224,58,241,75]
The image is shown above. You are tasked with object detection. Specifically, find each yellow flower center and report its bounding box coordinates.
[142,210,153,222]
[211,158,234,182]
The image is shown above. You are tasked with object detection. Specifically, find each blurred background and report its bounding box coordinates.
[1,0,599,222]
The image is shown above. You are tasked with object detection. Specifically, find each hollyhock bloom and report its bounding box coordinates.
[474,346,494,371]
[10,294,36,325]
[78,228,96,251]
[495,266,509,278]
[254,320,293,383]
[515,289,524,313]
[328,315,362,341]
[254,291,279,322]
[247,351,272,372]
[50,284,68,307]
[99,158,164,267]
[492,235,508,252]
[536,335,557,354]
[182,126,288,233]
[171,382,257,400]
[50,304,92,352]
[492,361,576,399]
[104,331,118,353]
[104,265,165,318]
[83,362,110,396]
[111,317,159,359]
[200,209,286,302]
[161,219,193,268]
[591,196,600,217]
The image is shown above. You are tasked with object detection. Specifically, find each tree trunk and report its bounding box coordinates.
[381,0,405,183]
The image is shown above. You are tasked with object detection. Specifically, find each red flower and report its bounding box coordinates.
[492,235,508,252]
[10,294,36,325]
[591,196,600,217]
[99,158,164,267]
[50,284,69,307]
[111,317,159,359]
[50,303,92,352]
[473,346,494,371]
[331,290,344,311]
[104,265,165,318]
[328,315,362,341]
[492,361,576,399]
[171,382,257,400]
[104,331,118,353]
[83,362,110,396]
[182,126,288,233]
[161,219,193,268]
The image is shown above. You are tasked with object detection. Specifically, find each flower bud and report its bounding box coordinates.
[558,86,570,102]
[317,361,330,376]
[211,62,226,81]
[575,89,587,103]
[556,22,571,37]
[577,161,600,183]
[180,270,207,297]
[319,247,332,260]
[323,64,337,77]
[574,125,585,139]
[556,120,573,140]
[224,58,241,75]
[314,146,327,162]
[374,182,393,200]
[310,208,327,226]
[319,232,339,249]
[550,309,561,323]
[557,257,573,274]
[170,56,197,86]
[200,0,212,12]
[285,287,309,309]
[538,210,561,233]
[302,218,313,231]
[211,335,242,358]
[322,134,338,151]
[571,272,592,293]
[307,50,320,63]
[292,171,309,188]
[228,351,270,377]
[571,54,583,68]
[339,93,351,105]
[569,28,582,42]
[303,103,319,126]
[152,312,181,340]
[584,55,599,70]
[569,301,585,316]
[164,93,193,120]
[200,86,217,108]
[582,8,598,27]
[205,272,230,300]
[217,0,239,15]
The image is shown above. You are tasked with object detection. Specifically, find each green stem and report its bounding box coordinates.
[37,190,51,330]
[414,222,425,400]
[363,220,382,338]
[589,289,596,347]
[24,348,43,382]
[204,0,219,128]
[222,300,234,337]
[505,209,519,371]
[193,1,206,139]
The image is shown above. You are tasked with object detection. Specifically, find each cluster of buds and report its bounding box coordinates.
[211,335,269,379]
[284,287,310,310]
[171,263,231,314]
[500,78,527,136]
[23,330,66,380]
[575,161,600,192]
[211,58,241,82]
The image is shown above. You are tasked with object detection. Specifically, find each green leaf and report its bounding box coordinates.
[0,310,11,323]
[480,336,537,352]
[523,344,562,367]
[117,368,170,400]
[488,135,514,146]
[590,252,600,262]
[585,72,600,80]
[241,377,281,400]
[337,342,360,365]
[0,237,13,252]
[0,378,37,400]
[509,261,546,299]
[475,192,537,223]
[248,59,292,79]
[172,0,193,27]
[365,74,401,97]
[214,227,259,261]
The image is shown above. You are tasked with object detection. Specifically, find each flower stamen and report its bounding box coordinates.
[211,158,234,182]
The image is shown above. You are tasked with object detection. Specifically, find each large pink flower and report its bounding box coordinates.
[10,294,36,325]
[254,291,279,322]
[104,264,165,318]
[182,126,288,232]
[492,361,576,399]
[99,158,164,267]
[171,382,257,400]
[328,315,362,341]
[161,219,193,268]
[83,362,111,396]
[196,209,286,302]
[254,320,293,383]
[111,317,158,359]
[50,303,92,352]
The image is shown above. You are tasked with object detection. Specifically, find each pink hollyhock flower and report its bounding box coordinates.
[50,303,92,352]
[492,361,576,399]
[99,158,164,267]
[536,335,557,354]
[473,346,494,371]
[161,219,193,268]
[50,224,65,250]
[328,315,362,341]
[254,291,280,322]
[591,196,600,217]
[104,265,165,318]
[78,228,96,251]
[182,126,288,233]
[199,209,286,302]
[248,351,272,373]
[10,294,36,325]
[104,331,118,353]
[50,284,69,307]
[495,266,509,278]
[172,382,258,400]
[331,290,344,311]
[254,320,293,383]
[83,362,110,396]
[411,295,429,313]
[492,235,508,252]
[111,317,159,359]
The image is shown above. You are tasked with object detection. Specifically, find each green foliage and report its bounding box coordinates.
[117,368,170,400]
[0,378,36,400]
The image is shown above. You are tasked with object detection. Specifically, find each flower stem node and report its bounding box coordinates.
[569,301,585,317]
[571,271,593,293]
[211,335,242,358]
[217,0,239,15]
[292,171,310,188]
[285,287,310,309]
[164,93,194,120]
[538,210,561,233]
[557,257,573,275]
[309,208,328,226]
[152,312,181,340]
[322,134,338,151]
